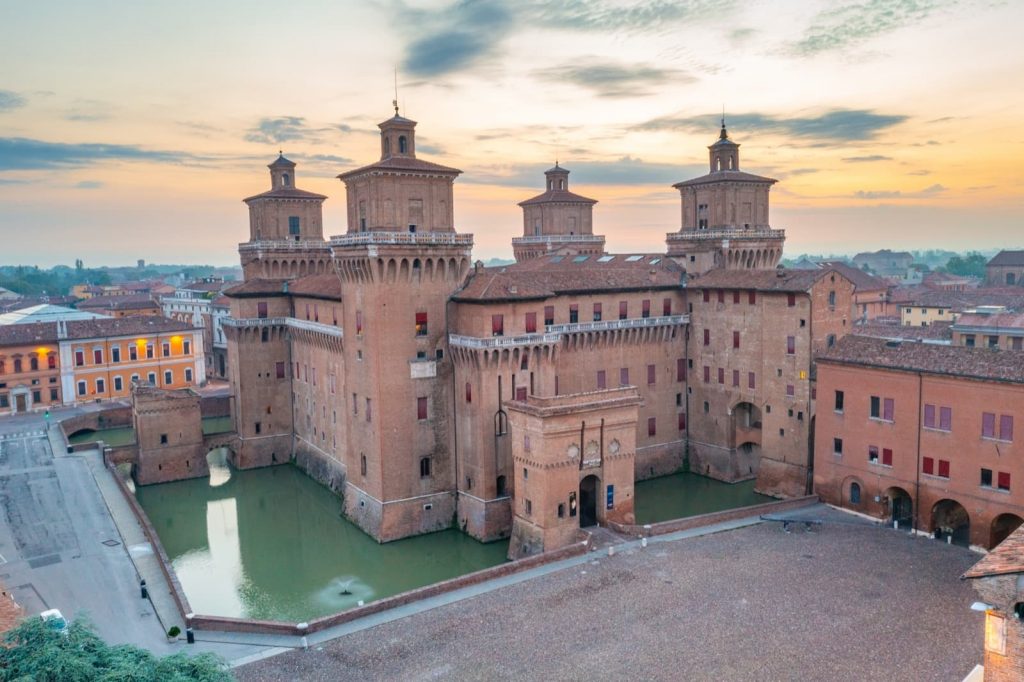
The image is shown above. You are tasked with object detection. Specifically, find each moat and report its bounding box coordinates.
[132,451,773,621]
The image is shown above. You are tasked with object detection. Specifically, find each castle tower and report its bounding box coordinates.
[332,110,473,541]
[512,164,604,262]
[238,155,331,280]
[666,121,784,276]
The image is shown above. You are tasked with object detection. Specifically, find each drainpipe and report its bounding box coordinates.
[446,298,460,523]
[913,370,923,534]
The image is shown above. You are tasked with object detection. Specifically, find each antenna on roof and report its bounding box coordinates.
[393,67,399,116]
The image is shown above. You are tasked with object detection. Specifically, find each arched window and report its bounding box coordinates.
[398,136,407,154]
[716,158,722,171]
[850,482,861,505]
[13,358,22,373]
[30,357,38,371]
[384,138,391,155]
[559,179,564,189]
[728,156,734,170]
[282,173,290,186]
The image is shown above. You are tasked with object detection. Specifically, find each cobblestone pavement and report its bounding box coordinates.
[238,508,983,682]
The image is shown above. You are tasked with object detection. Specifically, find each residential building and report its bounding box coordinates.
[819,260,890,320]
[952,311,1024,351]
[986,250,1024,287]
[162,278,233,379]
[77,294,162,318]
[963,525,1024,681]
[852,249,914,279]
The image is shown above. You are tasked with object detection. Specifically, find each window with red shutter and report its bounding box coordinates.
[922,457,934,475]
[525,312,537,333]
[619,301,628,319]
[998,471,1011,490]
[544,306,555,325]
[663,298,672,315]
[257,302,268,318]
[94,349,103,364]
[882,448,893,466]
[787,293,796,307]
[275,362,285,379]
[491,314,504,336]
[786,384,794,397]
[938,459,950,478]
[702,290,710,303]
[620,368,629,386]
[883,398,894,421]
[924,404,935,428]
[75,350,84,366]
[417,397,428,420]
[642,300,651,318]
[647,364,656,385]
[733,331,740,349]
[516,387,527,401]
[732,291,740,304]
[704,366,710,383]
[748,291,756,305]
[1000,415,1014,441]
[982,412,995,438]
[415,311,428,336]
[676,359,685,382]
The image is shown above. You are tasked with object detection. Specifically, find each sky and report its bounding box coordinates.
[1,0,1022,267]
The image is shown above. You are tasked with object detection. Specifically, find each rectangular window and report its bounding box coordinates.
[938,459,950,478]
[732,290,740,305]
[491,314,504,336]
[1013,337,1023,351]
[940,406,952,431]
[366,398,372,422]
[786,384,794,397]
[642,299,650,318]
[868,445,879,463]
[663,298,672,316]
[111,346,121,363]
[593,303,602,322]
[93,348,103,364]
[49,388,58,401]
[748,291,756,305]
[597,370,606,389]
[988,335,999,348]
[129,345,138,361]
[525,312,537,333]
[619,301,628,320]
[733,331,740,349]
[620,368,629,386]
[647,417,656,437]
[982,412,996,438]
[288,216,300,235]
[544,306,555,326]
[1000,415,1014,442]
[786,336,795,355]
[870,396,881,419]
[834,390,844,412]
[732,370,739,387]
[647,364,656,385]
[923,456,934,474]
[748,372,755,389]
[883,398,894,421]
[834,438,843,455]
[718,367,725,384]
[678,413,686,431]
[717,290,725,304]
[702,290,710,303]
[257,301,268,318]
[880,448,893,466]
[356,310,363,334]
[703,329,710,346]
[75,349,84,366]
[146,344,154,359]
[77,380,86,396]
[415,312,428,336]
[148,372,156,385]
[704,366,710,383]
[417,397,428,420]
[113,376,123,392]
[924,404,936,428]
[787,293,796,307]
[184,368,193,383]
[998,471,1011,491]
[981,468,993,487]
[183,339,191,355]
[163,370,172,385]
[676,359,685,382]
[96,378,105,394]
[569,304,579,323]
[276,362,285,379]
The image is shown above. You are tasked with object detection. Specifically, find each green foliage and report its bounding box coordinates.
[0,616,232,682]
[167,625,181,638]
[942,252,988,278]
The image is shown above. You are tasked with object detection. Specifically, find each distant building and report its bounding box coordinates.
[77,294,162,318]
[952,311,1024,351]
[818,261,890,320]
[814,335,1024,550]
[162,278,233,379]
[986,250,1024,287]
[0,304,106,325]
[0,287,20,301]
[852,249,914,279]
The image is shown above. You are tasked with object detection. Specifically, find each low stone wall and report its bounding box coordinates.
[608,495,820,537]
[59,407,133,439]
[102,452,192,623]
[188,536,592,636]
[105,444,137,465]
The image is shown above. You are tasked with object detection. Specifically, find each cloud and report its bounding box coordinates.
[908,169,931,176]
[304,154,353,165]
[0,137,197,171]
[852,183,946,200]
[533,60,695,98]
[0,90,26,111]
[416,143,444,155]
[786,168,821,176]
[791,0,958,55]
[463,156,705,187]
[525,0,730,32]
[245,117,313,145]
[74,180,104,189]
[841,154,892,163]
[635,109,907,143]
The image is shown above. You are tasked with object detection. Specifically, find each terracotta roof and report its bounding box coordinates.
[243,187,327,203]
[963,525,1024,579]
[988,250,1024,267]
[672,170,776,188]
[689,267,836,292]
[453,254,683,302]
[0,321,59,346]
[338,156,462,181]
[518,189,597,206]
[952,312,1024,331]
[77,294,160,310]
[894,288,1024,311]
[288,274,343,301]
[268,154,296,169]
[211,295,231,308]
[853,249,913,262]
[819,261,889,292]
[818,334,1024,384]
[852,321,953,342]
[180,279,230,293]
[223,279,289,298]
[64,316,194,340]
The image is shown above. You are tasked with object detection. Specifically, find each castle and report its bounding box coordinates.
[223,111,855,556]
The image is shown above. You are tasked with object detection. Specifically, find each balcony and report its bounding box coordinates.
[238,240,330,252]
[546,314,688,334]
[511,234,606,245]
[329,232,474,248]
[223,317,343,339]
[666,228,785,242]
[448,332,562,349]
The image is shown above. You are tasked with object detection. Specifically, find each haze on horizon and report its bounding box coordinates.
[1,0,1022,268]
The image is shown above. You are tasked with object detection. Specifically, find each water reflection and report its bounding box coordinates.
[633,472,773,525]
[134,457,508,621]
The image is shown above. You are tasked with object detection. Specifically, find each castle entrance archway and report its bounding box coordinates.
[886,487,913,529]
[579,475,599,528]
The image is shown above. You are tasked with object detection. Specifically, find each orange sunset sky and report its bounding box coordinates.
[1,0,1022,266]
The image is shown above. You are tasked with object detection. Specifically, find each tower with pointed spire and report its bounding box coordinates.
[666,121,784,276]
[512,163,604,262]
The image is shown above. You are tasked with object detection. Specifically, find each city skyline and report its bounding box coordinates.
[2,0,1022,267]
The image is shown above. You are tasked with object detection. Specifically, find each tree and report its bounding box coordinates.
[943,253,987,278]
[0,616,233,681]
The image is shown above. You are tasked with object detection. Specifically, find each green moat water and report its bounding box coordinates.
[133,452,509,622]
[633,472,773,525]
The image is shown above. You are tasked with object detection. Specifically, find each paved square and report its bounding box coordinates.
[238,507,983,681]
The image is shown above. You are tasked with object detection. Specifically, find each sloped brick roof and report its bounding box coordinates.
[952,312,1024,332]
[243,187,328,203]
[819,261,889,292]
[77,294,161,311]
[963,525,1024,578]
[689,267,834,292]
[518,189,597,206]
[672,170,776,188]
[223,279,290,297]
[819,335,1024,384]
[288,274,343,301]
[0,321,59,346]
[852,321,953,342]
[988,250,1024,267]
[64,316,194,340]
[453,254,683,302]
[337,156,462,181]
